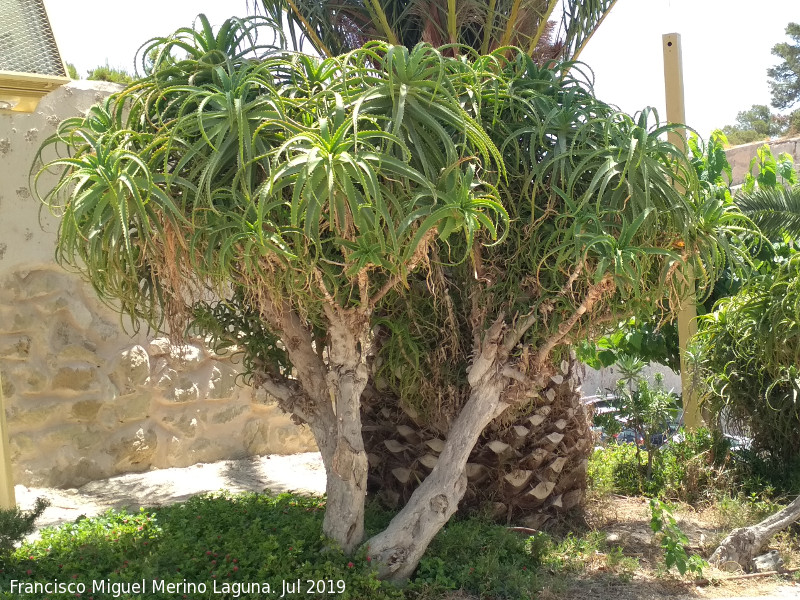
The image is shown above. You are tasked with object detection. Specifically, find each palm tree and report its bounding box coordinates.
[735,184,800,238]
[254,0,618,62]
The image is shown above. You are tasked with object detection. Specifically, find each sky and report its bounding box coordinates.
[43,0,799,138]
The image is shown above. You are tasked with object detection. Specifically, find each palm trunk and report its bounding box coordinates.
[367,365,508,580]
[366,319,510,581]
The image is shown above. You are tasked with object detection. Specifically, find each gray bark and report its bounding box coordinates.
[322,315,370,554]
[263,300,369,554]
[710,494,800,571]
[366,318,511,581]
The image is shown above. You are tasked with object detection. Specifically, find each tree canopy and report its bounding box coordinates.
[722,104,785,146]
[769,22,800,111]
[253,0,617,61]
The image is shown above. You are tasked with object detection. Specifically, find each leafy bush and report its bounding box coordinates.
[0,497,49,558]
[724,451,800,497]
[0,489,655,600]
[0,492,561,600]
[532,530,605,573]
[411,518,540,599]
[85,63,134,84]
[588,443,642,496]
[694,253,800,481]
[589,429,734,501]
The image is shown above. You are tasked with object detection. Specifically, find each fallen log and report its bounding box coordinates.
[709,494,800,571]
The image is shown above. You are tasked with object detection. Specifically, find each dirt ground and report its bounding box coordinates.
[548,495,799,600]
[13,456,800,599]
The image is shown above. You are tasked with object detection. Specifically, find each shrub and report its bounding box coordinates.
[0,492,550,600]
[589,428,735,501]
[0,497,49,558]
[411,518,540,599]
[727,451,800,496]
[85,64,134,84]
[0,490,647,600]
[588,443,642,496]
[0,493,402,600]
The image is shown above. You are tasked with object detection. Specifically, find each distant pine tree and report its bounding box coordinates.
[769,22,800,110]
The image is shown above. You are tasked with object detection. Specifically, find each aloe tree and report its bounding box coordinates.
[34,15,745,580]
[249,0,623,524]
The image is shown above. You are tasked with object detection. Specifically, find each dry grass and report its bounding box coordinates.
[538,495,800,600]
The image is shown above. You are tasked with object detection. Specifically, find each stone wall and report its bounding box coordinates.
[579,362,682,399]
[726,135,800,187]
[0,82,315,488]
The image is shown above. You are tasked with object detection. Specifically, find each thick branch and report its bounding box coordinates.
[467,314,506,386]
[252,371,317,425]
[273,300,330,403]
[256,371,297,403]
[358,268,370,308]
[499,262,585,355]
[502,312,537,353]
[367,318,511,580]
[313,268,337,306]
[535,274,614,368]
[558,261,584,297]
[322,312,372,553]
[256,292,336,461]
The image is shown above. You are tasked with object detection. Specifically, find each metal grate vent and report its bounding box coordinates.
[0,0,65,76]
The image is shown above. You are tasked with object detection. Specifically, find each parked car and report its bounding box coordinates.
[615,428,644,446]
[650,426,679,448]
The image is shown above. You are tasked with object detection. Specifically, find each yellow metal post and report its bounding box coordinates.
[0,372,16,509]
[663,33,702,431]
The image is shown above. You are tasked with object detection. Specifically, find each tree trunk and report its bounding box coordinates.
[320,315,371,553]
[264,300,370,554]
[366,319,510,581]
[710,495,800,571]
[366,372,508,580]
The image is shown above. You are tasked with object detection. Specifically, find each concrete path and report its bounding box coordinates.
[14,452,326,535]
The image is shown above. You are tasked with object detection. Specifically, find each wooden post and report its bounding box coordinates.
[0,371,15,508]
[663,32,702,431]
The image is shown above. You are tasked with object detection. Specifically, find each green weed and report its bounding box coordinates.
[649,498,707,577]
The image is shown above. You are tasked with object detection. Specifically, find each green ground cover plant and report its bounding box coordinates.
[0,493,401,600]
[0,491,646,600]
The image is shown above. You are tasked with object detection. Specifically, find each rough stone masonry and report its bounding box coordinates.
[0,81,315,488]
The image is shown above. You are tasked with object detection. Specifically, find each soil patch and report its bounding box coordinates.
[547,494,800,600]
